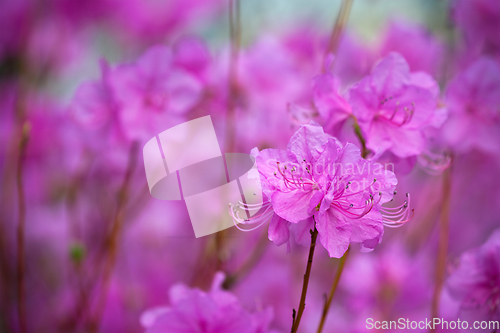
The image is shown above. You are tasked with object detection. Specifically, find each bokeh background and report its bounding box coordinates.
[1,0,500,332]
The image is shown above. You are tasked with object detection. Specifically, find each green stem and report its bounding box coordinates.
[316,248,349,333]
[352,117,368,158]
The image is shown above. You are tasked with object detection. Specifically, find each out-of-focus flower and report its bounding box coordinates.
[70,44,207,143]
[379,21,444,77]
[446,229,500,322]
[332,33,375,88]
[140,272,274,333]
[251,122,411,258]
[349,52,440,158]
[343,243,432,314]
[441,57,500,154]
[232,36,312,150]
[108,0,225,46]
[311,72,352,131]
[452,0,500,58]
[109,45,203,141]
[339,243,432,331]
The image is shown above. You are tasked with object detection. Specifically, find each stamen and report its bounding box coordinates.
[229,201,274,232]
[381,192,413,227]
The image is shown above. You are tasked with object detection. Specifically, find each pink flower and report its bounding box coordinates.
[70,44,206,143]
[452,0,500,58]
[441,57,500,154]
[379,21,444,76]
[140,273,274,333]
[109,45,203,140]
[311,72,352,131]
[250,122,411,258]
[349,52,439,158]
[446,229,500,321]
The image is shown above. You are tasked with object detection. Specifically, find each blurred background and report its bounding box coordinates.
[1,0,500,332]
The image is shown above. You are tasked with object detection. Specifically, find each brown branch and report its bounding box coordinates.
[430,167,452,330]
[291,223,319,333]
[88,141,139,333]
[316,248,349,333]
[323,0,354,72]
[16,122,31,333]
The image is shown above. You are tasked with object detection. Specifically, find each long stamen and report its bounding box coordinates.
[382,193,414,227]
[276,162,316,191]
[229,202,274,232]
[342,178,378,198]
[379,100,415,127]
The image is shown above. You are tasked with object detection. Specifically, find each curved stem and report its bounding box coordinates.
[316,248,349,333]
[352,116,368,158]
[16,122,30,333]
[88,142,139,333]
[291,223,319,333]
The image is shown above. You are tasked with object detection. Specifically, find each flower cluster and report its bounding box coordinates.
[1,0,500,332]
[251,122,411,258]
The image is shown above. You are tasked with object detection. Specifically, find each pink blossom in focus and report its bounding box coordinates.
[255,122,409,258]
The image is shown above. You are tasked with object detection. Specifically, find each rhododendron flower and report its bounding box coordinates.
[348,52,440,158]
[311,72,352,131]
[235,122,412,258]
[140,272,274,333]
[109,45,203,140]
[379,21,444,76]
[70,44,205,143]
[453,0,500,58]
[441,57,500,154]
[446,229,500,321]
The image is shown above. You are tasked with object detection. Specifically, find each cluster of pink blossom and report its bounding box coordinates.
[1,0,500,332]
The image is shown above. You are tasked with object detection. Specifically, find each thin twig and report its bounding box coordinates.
[430,167,452,331]
[316,248,349,333]
[223,227,269,289]
[227,0,241,153]
[88,142,139,333]
[323,0,354,72]
[291,223,319,333]
[16,122,31,333]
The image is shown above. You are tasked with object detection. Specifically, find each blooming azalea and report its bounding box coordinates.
[349,52,440,158]
[232,122,412,258]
